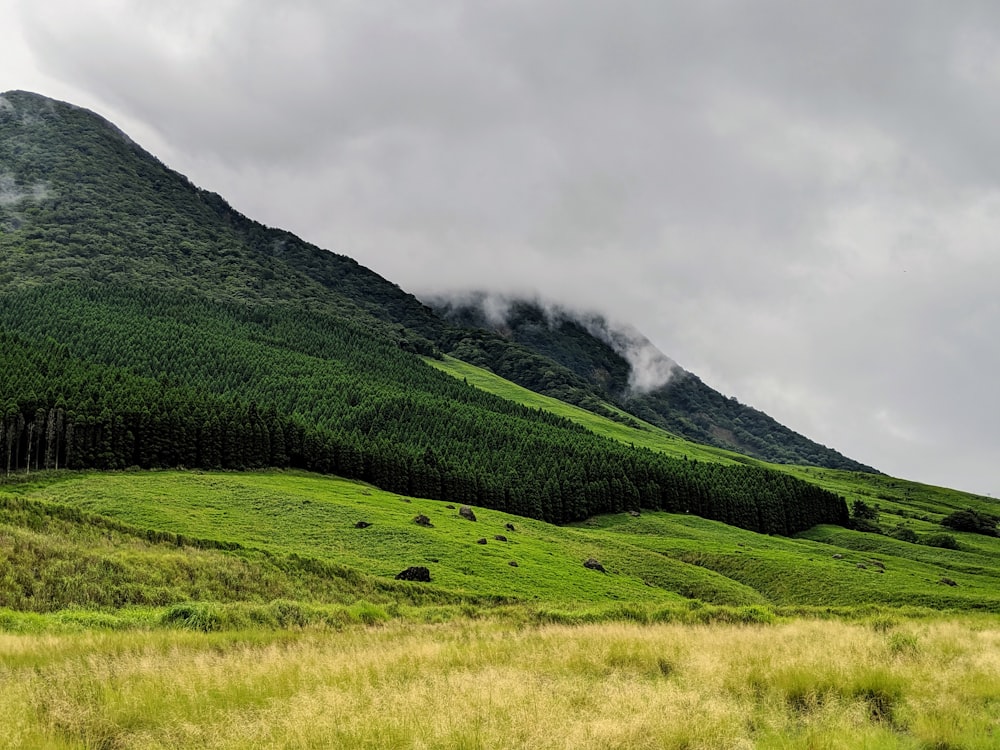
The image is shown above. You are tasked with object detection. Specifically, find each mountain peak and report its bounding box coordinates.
[0,90,137,148]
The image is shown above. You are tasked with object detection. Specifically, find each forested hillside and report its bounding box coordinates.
[0,89,849,534]
[432,295,875,471]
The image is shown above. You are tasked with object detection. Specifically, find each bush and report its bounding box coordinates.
[850,517,883,534]
[923,533,959,550]
[851,499,880,521]
[161,602,223,632]
[941,509,998,536]
[888,526,918,544]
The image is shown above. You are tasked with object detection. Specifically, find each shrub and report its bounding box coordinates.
[851,499,880,521]
[161,602,223,632]
[941,509,998,536]
[850,517,883,534]
[923,532,959,550]
[889,526,918,543]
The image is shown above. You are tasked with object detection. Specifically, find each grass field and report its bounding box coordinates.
[3,616,998,749]
[3,466,1000,626]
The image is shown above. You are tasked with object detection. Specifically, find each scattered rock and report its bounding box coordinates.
[583,557,606,573]
[399,497,411,503]
[508,560,518,567]
[939,577,958,587]
[628,510,641,517]
[870,560,886,570]
[476,538,488,545]
[459,505,477,522]
[354,521,372,529]
[832,554,844,560]
[856,563,867,570]
[413,514,433,527]
[446,504,455,509]
[494,535,508,542]
[505,523,516,532]
[395,566,431,582]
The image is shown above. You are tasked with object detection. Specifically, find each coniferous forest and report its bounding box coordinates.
[0,89,849,535]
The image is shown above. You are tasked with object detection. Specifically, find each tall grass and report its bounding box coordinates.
[2,617,997,748]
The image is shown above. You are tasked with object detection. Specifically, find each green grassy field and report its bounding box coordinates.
[4,616,999,749]
[3,466,1000,630]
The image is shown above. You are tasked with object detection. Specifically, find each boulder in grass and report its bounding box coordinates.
[505,523,516,532]
[413,514,433,527]
[583,557,606,573]
[508,561,519,567]
[459,505,477,522]
[354,521,372,529]
[476,538,488,545]
[494,535,508,542]
[395,566,431,582]
[939,577,958,587]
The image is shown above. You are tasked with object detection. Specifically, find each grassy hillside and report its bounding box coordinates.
[427,354,752,465]
[3,469,999,627]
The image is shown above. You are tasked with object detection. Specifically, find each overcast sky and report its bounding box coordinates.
[3,1,998,497]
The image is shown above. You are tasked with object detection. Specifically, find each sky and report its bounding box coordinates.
[2,1,998,497]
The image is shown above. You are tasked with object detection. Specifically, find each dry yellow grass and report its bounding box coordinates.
[2,618,999,749]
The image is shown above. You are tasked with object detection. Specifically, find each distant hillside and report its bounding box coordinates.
[430,294,876,472]
[0,89,848,535]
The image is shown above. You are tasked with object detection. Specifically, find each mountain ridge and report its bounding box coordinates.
[0,89,851,536]
[429,292,876,472]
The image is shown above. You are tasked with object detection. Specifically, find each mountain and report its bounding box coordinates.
[0,90,849,535]
[430,294,876,472]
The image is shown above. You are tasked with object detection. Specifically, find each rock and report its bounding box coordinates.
[413,514,433,527]
[856,563,867,570]
[494,535,508,542]
[508,560,518,567]
[583,557,606,573]
[832,554,844,559]
[395,566,431,582]
[476,538,488,545]
[446,504,455,509]
[939,577,958,587]
[628,510,641,517]
[354,521,372,529]
[505,523,516,532]
[399,497,411,503]
[459,505,477,522]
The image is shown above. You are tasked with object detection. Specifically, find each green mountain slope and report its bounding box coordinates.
[3,470,998,622]
[431,294,875,471]
[0,90,847,534]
